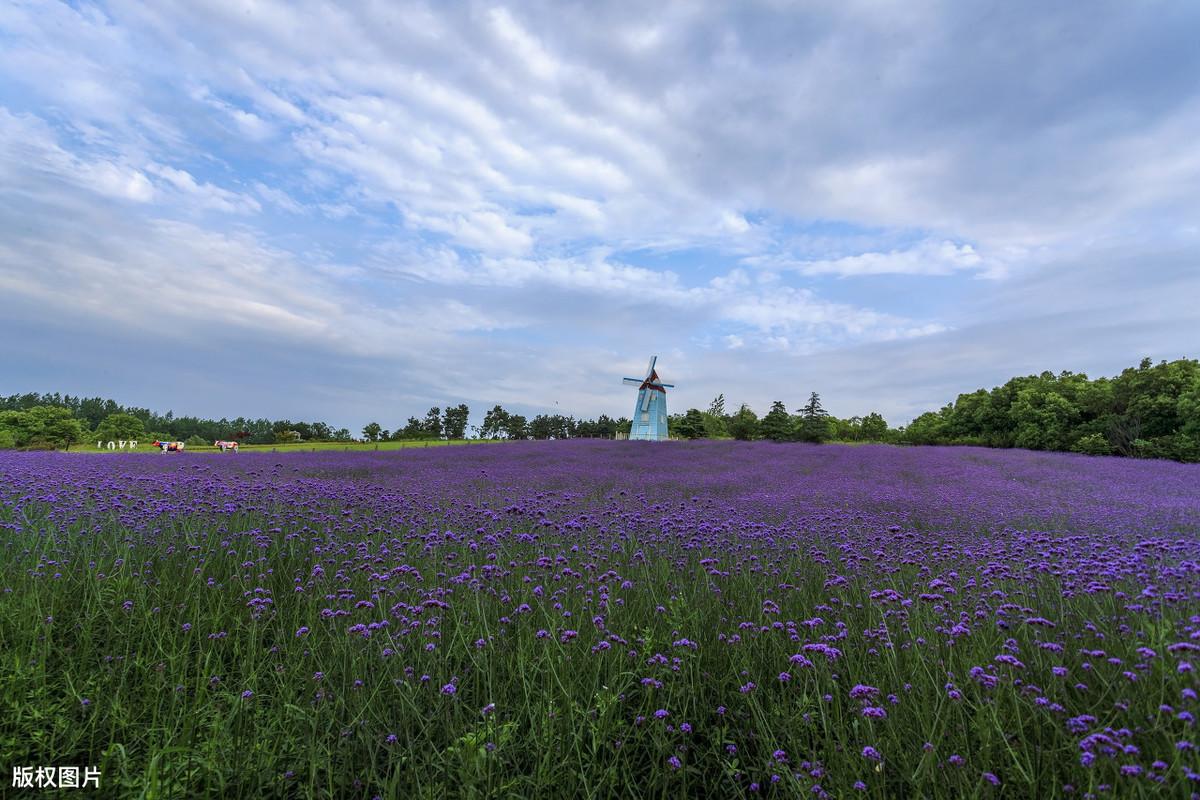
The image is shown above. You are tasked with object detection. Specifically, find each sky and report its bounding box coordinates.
[1,1,1198,432]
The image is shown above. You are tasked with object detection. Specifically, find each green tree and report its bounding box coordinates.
[860,412,889,441]
[362,422,382,442]
[398,417,424,439]
[94,412,145,443]
[424,407,443,439]
[1071,433,1113,456]
[797,392,831,443]
[1011,387,1077,451]
[502,414,528,440]
[904,408,952,445]
[759,401,794,442]
[442,404,470,440]
[728,404,759,441]
[529,415,554,440]
[481,405,510,439]
[22,406,84,450]
[675,408,706,440]
[831,416,862,442]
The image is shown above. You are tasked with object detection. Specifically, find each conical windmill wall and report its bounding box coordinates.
[630,389,668,440]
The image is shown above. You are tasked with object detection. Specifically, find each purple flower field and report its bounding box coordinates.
[2,441,1198,798]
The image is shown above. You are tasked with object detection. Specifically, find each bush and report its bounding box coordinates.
[94,413,146,443]
[1071,433,1113,456]
[184,435,209,447]
[0,429,16,449]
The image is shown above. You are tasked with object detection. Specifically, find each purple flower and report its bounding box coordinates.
[667,755,682,770]
[654,709,669,719]
[441,683,456,696]
[862,706,887,719]
[862,746,882,761]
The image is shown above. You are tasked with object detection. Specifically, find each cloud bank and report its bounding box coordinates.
[1,1,1197,429]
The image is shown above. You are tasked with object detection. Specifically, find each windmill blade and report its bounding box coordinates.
[658,382,675,389]
[622,377,642,386]
[641,390,652,412]
[644,355,657,379]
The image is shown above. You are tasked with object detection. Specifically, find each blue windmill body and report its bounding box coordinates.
[623,356,674,441]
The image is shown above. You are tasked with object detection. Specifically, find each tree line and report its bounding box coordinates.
[0,393,633,450]
[3,357,1196,460]
[0,392,356,450]
[361,405,631,442]
[900,357,1200,461]
[666,391,889,444]
[669,357,1200,462]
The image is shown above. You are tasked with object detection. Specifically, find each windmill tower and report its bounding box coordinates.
[623,355,674,441]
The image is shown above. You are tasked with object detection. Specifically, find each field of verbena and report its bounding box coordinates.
[1,442,1198,799]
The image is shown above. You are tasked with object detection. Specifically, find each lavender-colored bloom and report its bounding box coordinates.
[6,438,1200,795]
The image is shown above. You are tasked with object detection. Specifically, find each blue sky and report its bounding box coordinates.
[1,1,1198,431]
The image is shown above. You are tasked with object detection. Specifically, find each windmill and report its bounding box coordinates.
[623,355,674,441]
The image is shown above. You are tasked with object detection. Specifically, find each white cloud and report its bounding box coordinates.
[747,239,988,278]
[146,164,262,214]
[0,0,1197,429]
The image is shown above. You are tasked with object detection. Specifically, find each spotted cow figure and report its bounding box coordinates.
[152,440,185,453]
[214,440,239,453]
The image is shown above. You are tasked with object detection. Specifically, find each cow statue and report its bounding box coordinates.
[152,440,185,453]
[214,440,239,453]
